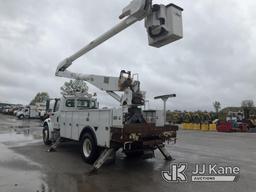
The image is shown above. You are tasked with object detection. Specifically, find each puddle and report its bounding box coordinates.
[0,143,49,192]
[0,168,49,192]
[0,115,41,129]
[0,115,43,147]
[0,115,48,191]
[0,128,43,147]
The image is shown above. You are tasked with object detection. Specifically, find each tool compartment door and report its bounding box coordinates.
[60,111,73,138]
[91,110,112,148]
[75,109,112,147]
[112,108,123,128]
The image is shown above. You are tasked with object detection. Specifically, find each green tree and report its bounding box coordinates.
[30,92,49,105]
[241,100,254,119]
[213,101,221,118]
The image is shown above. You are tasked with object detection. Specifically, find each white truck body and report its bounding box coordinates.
[45,96,123,148]
[44,95,176,149]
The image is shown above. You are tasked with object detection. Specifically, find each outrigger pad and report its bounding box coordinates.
[88,168,98,176]
[165,155,173,161]
[47,148,56,152]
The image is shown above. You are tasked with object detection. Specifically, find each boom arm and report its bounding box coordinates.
[55,0,151,92]
[55,0,183,106]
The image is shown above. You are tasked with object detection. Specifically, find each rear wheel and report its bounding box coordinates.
[43,124,52,145]
[80,133,99,164]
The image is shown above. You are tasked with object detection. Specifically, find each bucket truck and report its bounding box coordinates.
[43,0,183,170]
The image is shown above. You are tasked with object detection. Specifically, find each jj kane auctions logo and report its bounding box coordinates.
[162,163,240,182]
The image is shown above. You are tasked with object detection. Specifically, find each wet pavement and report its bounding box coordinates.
[0,114,46,192]
[0,113,255,192]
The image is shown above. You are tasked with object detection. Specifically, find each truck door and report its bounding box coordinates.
[24,108,29,118]
[50,99,61,129]
[30,109,37,118]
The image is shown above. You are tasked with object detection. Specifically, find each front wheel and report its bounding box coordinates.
[80,133,99,164]
[43,125,52,145]
[18,114,24,119]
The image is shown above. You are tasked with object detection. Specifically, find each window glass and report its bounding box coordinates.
[91,101,97,109]
[54,100,60,112]
[66,99,75,107]
[77,99,89,108]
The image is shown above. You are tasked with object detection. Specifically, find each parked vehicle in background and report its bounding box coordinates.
[17,106,36,119]
[13,108,22,116]
[2,106,11,114]
[8,106,19,115]
[35,102,47,120]
[0,104,24,116]
[16,105,46,120]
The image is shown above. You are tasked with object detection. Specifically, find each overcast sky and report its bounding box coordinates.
[0,0,255,111]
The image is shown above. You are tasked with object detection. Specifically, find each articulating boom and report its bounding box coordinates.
[47,0,183,170]
[55,0,183,107]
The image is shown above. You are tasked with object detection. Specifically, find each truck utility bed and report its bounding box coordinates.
[111,123,178,146]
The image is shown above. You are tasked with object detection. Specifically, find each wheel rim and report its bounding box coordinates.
[83,138,92,158]
[43,129,48,142]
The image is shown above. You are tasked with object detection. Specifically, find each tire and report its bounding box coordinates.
[80,133,99,164]
[43,124,52,145]
[18,115,24,119]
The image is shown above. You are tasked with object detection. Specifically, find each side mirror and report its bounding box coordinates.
[145,4,183,48]
[46,100,50,111]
